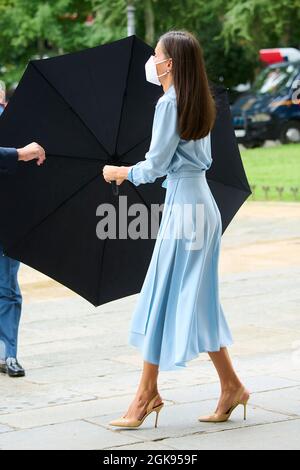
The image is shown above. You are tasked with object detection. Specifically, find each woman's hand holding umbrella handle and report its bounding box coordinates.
[17,142,46,166]
[103,165,132,186]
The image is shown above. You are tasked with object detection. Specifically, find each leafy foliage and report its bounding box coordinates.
[0,0,299,90]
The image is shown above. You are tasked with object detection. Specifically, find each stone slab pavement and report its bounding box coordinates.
[0,201,299,450]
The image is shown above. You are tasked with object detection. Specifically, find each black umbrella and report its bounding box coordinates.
[209,83,252,232]
[0,35,251,306]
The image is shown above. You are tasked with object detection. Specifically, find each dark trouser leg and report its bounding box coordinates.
[0,244,22,360]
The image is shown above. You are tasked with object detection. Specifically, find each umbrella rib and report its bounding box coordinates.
[32,59,152,165]
[131,185,152,212]
[113,36,135,158]
[45,153,114,164]
[45,154,142,176]
[235,164,253,193]
[95,184,160,306]
[130,185,163,231]
[119,135,151,161]
[31,62,111,160]
[44,164,249,200]
[206,174,252,195]
[45,128,154,165]
[206,177,252,204]
[211,140,252,193]
[5,171,101,254]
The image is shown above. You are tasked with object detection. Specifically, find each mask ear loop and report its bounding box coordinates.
[155,57,172,78]
[157,70,170,78]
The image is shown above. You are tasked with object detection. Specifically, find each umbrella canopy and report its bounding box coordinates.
[0,35,251,306]
[209,83,252,232]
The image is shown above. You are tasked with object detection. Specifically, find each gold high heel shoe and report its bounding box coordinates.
[109,393,164,428]
[198,385,250,423]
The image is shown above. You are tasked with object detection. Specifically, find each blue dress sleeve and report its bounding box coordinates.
[126,99,180,186]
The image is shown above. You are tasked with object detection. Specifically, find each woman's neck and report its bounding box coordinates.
[162,79,174,93]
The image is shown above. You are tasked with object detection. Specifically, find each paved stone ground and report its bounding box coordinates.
[0,201,299,450]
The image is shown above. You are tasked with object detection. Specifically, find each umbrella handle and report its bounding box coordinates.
[111,180,119,196]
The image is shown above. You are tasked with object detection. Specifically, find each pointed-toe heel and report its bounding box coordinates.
[109,393,164,429]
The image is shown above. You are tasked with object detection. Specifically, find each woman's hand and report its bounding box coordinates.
[102,165,130,186]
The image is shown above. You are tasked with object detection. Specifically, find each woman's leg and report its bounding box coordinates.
[123,361,163,419]
[207,347,250,414]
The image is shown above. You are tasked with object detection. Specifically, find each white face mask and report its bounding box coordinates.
[145,55,171,86]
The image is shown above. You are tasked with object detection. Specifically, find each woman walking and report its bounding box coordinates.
[103,30,250,428]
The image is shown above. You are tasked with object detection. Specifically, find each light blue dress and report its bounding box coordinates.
[126,83,234,371]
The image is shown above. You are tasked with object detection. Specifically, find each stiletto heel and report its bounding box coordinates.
[154,404,164,427]
[109,393,164,429]
[198,385,250,423]
[244,403,247,420]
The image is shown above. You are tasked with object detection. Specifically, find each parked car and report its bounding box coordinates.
[231,60,300,148]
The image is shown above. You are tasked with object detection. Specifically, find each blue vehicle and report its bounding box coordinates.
[231,61,300,148]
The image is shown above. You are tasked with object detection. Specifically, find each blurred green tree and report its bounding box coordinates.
[0,0,299,91]
[0,0,94,87]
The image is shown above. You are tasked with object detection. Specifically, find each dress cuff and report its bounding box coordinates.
[127,167,134,184]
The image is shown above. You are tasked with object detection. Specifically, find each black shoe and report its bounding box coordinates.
[0,357,25,377]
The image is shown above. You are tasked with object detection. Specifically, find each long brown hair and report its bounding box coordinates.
[159,30,216,140]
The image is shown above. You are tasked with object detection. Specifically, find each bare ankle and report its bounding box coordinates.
[221,380,243,392]
[137,387,159,399]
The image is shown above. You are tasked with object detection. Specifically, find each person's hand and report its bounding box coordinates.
[103,165,129,186]
[17,142,46,166]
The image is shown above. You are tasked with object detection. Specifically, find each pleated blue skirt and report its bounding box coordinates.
[128,170,234,371]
